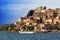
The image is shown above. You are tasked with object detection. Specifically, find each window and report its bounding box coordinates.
[46,15,48,18]
[53,12,58,17]
[59,16,60,20]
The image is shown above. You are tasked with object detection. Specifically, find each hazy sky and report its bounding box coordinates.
[0,0,60,24]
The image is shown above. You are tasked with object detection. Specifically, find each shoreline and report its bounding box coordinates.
[3,31,60,33]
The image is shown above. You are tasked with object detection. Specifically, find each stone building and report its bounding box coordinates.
[45,9,54,18]
[18,18,22,22]
[34,6,46,12]
[38,23,45,31]
[53,16,59,24]
[33,11,40,20]
[44,18,52,24]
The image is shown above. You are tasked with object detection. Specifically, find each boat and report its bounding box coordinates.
[18,31,36,34]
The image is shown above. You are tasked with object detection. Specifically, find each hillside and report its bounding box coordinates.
[1,6,60,32]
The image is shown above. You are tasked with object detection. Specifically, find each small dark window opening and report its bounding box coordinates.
[59,16,60,20]
[50,16,53,18]
[56,21,59,25]
[46,15,48,18]
[39,17,43,23]
[44,6,46,10]
[30,17,33,20]
[53,12,58,17]
[29,23,32,25]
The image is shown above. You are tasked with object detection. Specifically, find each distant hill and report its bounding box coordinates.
[0,24,10,27]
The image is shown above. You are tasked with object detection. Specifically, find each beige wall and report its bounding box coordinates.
[53,17,59,24]
[44,18,52,24]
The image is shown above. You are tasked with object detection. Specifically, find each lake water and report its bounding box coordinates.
[0,32,60,40]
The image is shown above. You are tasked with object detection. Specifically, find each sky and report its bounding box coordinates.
[0,0,60,24]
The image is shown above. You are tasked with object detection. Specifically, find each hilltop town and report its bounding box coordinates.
[12,6,60,33]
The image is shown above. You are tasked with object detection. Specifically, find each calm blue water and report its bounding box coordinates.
[0,32,60,40]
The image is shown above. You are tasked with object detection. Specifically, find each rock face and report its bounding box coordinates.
[14,6,60,32]
[27,10,35,17]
